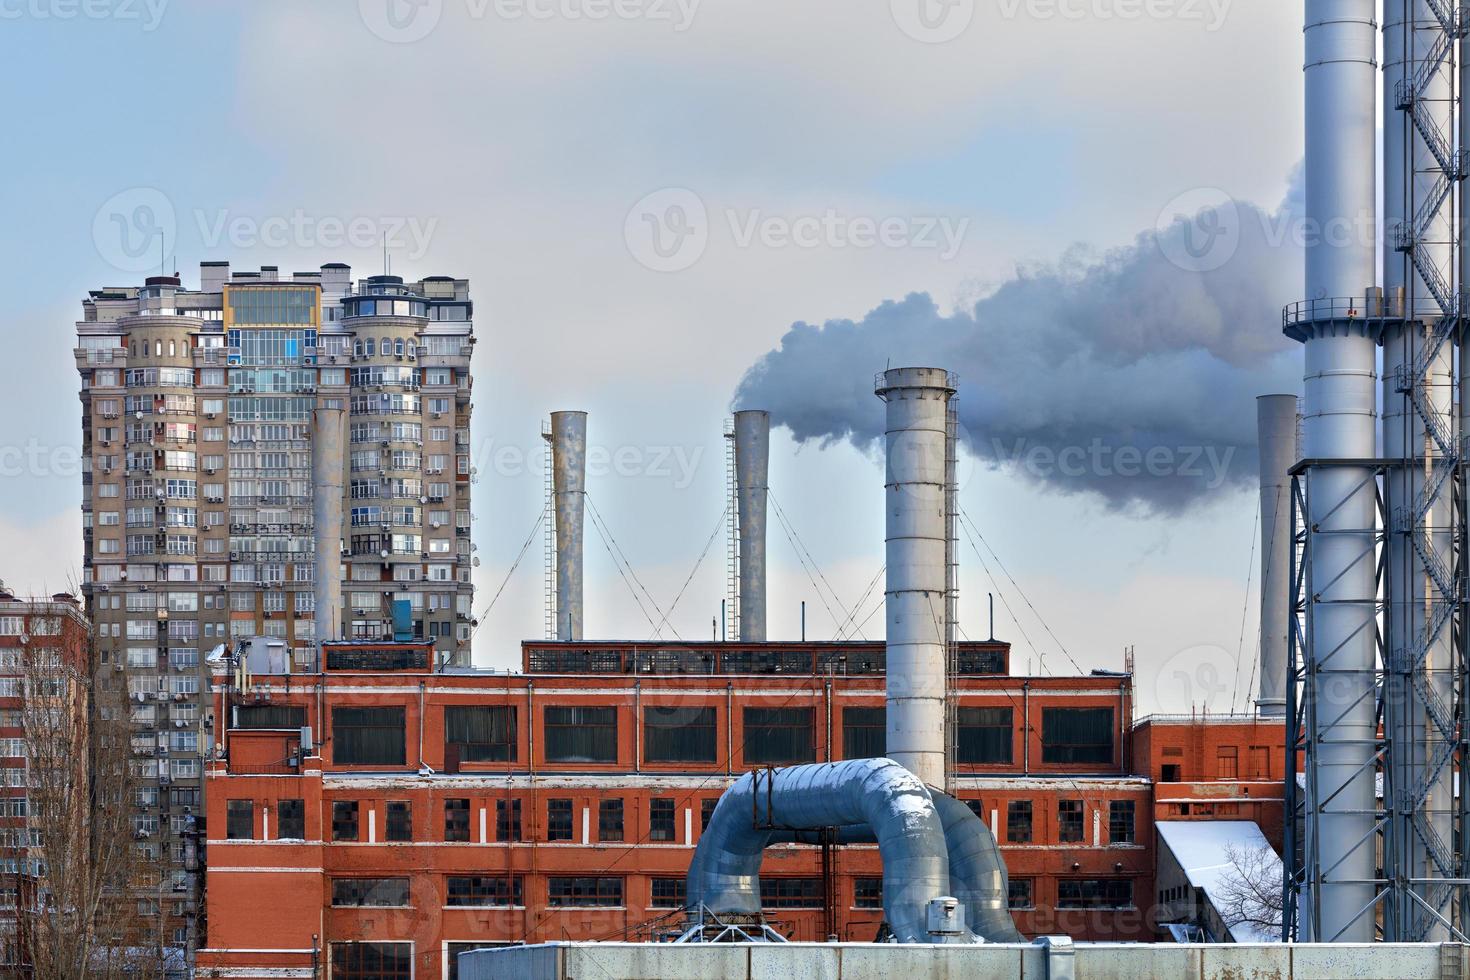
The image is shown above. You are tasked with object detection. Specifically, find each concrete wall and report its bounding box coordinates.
[459,941,1463,980]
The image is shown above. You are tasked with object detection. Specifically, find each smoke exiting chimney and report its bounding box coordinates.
[312,405,347,654]
[549,411,587,641]
[733,410,770,641]
[1255,394,1297,717]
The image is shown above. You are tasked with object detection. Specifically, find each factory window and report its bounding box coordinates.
[650,877,687,909]
[277,799,305,840]
[760,878,824,909]
[496,798,521,842]
[650,798,676,842]
[1057,800,1084,843]
[332,706,406,766]
[329,941,412,980]
[444,798,471,842]
[1057,878,1134,910]
[1249,746,1271,779]
[332,800,359,842]
[1109,800,1135,844]
[235,704,307,729]
[444,705,516,762]
[955,707,1013,765]
[331,877,410,907]
[1008,878,1034,910]
[598,799,624,842]
[546,798,574,842]
[1040,707,1114,765]
[1217,746,1239,780]
[547,876,623,907]
[842,706,885,760]
[386,801,412,842]
[701,797,718,831]
[643,706,717,763]
[853,877,883,909]
[543,706,617,764]
[1161,764,1181,783]
[743,707,815,765]
[446,875,522,907]
[1007,800,1033,843]
[225,800,253,840]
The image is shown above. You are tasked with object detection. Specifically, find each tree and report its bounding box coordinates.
[1213,841,1284,939]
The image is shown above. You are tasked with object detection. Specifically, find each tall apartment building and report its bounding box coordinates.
[73,262,476,948]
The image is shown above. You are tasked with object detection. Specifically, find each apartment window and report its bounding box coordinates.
[496,798,521,842]
[1040,707,1114,765]
[332,706,405,766]
[447,875,522,908]
[649,798,676,842]
[1109,800,1135,845]
[1007,800,1033,843]
[1217,745,1239,780]
[643,706,716,763]
[444,705,516,762]
[955,707,1013,765]
[543,706,617,763]
[332,801,359,842]
[548,877,623,907]
[225,800,253,840]
[598,798,624,842]
[744,707,815,765]
[650,877,687,909]
[854,877,883,909]
[386,801,412,842]
[842,706,885,760]
[444,798,471,842]
[277,799,305,840]
[330,942,412,979]
[1057,800,1084,843]
[332,877,410,907]
[1008,878,1035,910]
[760,878,824,909]
[546,798,573,842]
[1057,878,1133,909]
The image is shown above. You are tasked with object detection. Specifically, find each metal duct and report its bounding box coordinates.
[733,410,769,641]
[930,792,1023,943]
[1255,395,1297,718]
[876,367,956,791]
[550,411,587,641]
[312,405,346,650]
[686,759,952,943]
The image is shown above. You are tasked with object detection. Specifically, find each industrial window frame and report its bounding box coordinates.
[650,877,688,909]
[546,798,574,842]
[853,877,883,909]
[225,799,253,841]
[760,877,824,909]
[642,706,717,764]
[331,877,411,908]
[841,706,885,760]
[1108,799,1135,845]
[1057,878,1134,910]
[443,798,471,842]
[276,798,305,840]
[743,706,815,765]
[1008,878,1035,910]
[1007,800,1033,843]
[496,798,521,842]
[598,798,624,842]
[1039,707,1114,765]
[331,706,406,766]
[385,800,412,842]
[236,704,307,729]
[444,705,517,763]
[329,941,412,980]
[700,797,718,831]
[445,875,523,908]
[1057,799,1084,843]
[649,798,676,842]
[547,876,624,908]
[542,705,618,764]
[955,706,1014,765]
[331,800,359,842]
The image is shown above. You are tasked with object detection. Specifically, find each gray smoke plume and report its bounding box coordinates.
[735,174,1305,513]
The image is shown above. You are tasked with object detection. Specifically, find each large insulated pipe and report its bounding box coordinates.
[686,760,952,943]
[1255,395,1298,718]
[876,368,955,791]
[930,793,1023,943]
[733,410,769,641]
[550,411,587,642]
[1296,0,1378,944]
[312,405,347,649]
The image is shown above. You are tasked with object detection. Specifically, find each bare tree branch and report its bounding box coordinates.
[1214,841,1284,937]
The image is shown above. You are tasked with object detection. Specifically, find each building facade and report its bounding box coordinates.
[74,263,476,949]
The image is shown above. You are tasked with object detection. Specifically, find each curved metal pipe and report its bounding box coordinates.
[931,793,1023,942]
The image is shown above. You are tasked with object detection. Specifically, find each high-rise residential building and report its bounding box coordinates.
[73,262,476,947]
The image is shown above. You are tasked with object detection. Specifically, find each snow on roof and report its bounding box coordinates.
[1156,820,1282,944]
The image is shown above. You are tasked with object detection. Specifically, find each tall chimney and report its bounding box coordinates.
[876,367,956,791]
[312,405,347,653]
[733,410,769,641]
[550,411,587,641]
[1255,395,1297,718]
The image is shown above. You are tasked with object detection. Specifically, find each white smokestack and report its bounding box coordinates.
[1255,395,1297,718]
[312,405,347,651]
[550,411,587,641]
[733,410,769,641]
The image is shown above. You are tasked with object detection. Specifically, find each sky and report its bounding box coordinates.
[0,0,1305,715]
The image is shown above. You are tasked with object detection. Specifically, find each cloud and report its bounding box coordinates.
[734,172,1305,513]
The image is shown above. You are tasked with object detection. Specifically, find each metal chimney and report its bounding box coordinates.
[549,411,587,641]
[1254,395,1297,718]
[312,405,347,651]
[876,367,956,791]
[733,410,769,641]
